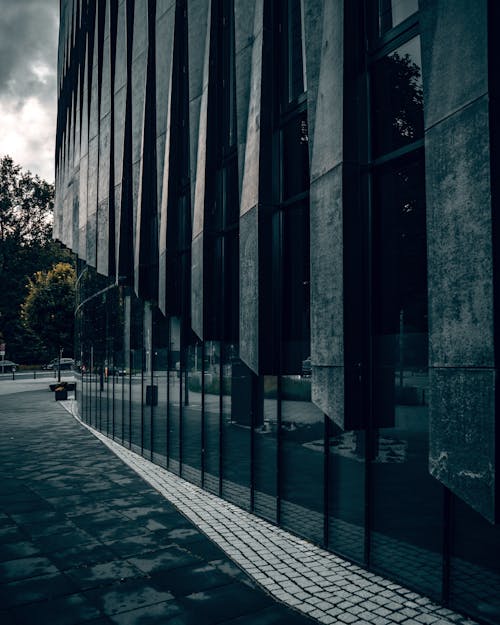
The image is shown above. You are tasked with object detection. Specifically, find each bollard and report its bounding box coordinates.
[34,371,36,379]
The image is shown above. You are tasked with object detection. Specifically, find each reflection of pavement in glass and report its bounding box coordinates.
[63,404,480,625]
[84,385,494,624]
[303,432,407,464]
[371,531,442,599]
[281,499,323,545]
[328,517,365,564]
[451,557,500,624]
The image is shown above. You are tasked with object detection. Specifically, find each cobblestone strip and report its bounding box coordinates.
[62,401,478,625]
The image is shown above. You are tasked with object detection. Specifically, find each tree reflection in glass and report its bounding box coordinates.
[371,36,423,159]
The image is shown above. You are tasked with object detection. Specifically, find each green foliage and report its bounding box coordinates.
[21,263,76,357]
[0,155,72,362]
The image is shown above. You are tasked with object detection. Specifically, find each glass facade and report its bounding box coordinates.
[62,2,500,625]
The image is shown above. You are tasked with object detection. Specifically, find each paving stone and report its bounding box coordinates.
[0,556,59,582]
[0,387,482,625]
[0,571,78,607]
[12,592,102,625]
[66,560,147,590]
[84,579,175,616]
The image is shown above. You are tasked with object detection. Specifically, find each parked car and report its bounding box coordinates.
[0,360,18,373]
[44,357,75,371]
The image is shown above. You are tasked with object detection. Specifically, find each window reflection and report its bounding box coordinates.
[254,376,277,523]
[222,347,251,510]
[379,0,419,36]
[328,420,365,563]
[203,340,221,494]
[280,375,324,544]
[451,497,500,625]
[167,316,181,475]
[182,339,202,486]
[152,310,168,466]
[371,36,423,158]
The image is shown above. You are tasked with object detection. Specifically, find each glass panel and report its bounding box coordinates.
[379,0,419,36]
[113,348,126,444]
[152,310,168,466]
[142,303,153,458]
[111,290,127,444]
[371,152,440,597]
[282,203,310,373]
[167,316,181,474]
[450,497,500,625]
[222,346,251,510]
[371,36,423,158]
[328,420,365,563]
[280,376,324,544]
[279,0,304,105]
[254,375,278,523]
[288,0,304,101]
[129,296,143,454]
[372,153,427,345]
[182,338,202,485]
[281,112,309,202]
[203,340,221,494]
[370,371,442,598]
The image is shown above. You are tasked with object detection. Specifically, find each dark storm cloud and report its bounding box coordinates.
[0,0,58,99]
[0,0,59,181]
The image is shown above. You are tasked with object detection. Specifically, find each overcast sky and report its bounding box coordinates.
[0,0,59,183]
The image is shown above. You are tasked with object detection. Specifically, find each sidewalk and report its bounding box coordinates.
[0,382,313,625]
[0,381,478,625]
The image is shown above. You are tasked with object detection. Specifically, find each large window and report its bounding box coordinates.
[205,0,239,341]
[367,7,441,599]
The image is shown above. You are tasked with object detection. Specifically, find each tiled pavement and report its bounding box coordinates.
[0,381,479,625]
[0,383,314,625]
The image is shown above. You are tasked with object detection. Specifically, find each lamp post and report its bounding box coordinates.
[58,346,63,382]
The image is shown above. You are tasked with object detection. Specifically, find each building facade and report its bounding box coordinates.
[55,1,500,622]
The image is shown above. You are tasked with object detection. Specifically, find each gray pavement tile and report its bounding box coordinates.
[118,505,179,520]
[47,542,119,570]
[12,592,103,625]
[106,600,182,625]
[0,571,78,607]
[10,510,65,524]
[84,579,175,616]
[0,540,41,560]
[151,562,234,597]
[103,534,166,558]
[20,519,80,539]
[219,605,316,624]
[338,613,359,623]
[0,527,26,545]
[0,556,59,582]
[127,546,201,576]
[175,581,274,624]
[388,613,410,623]
[33,528,98,552]
[66,560,148,591]
[86,523,151,543]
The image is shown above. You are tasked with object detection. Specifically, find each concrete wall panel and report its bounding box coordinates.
[421,0,497,522]
[191,0,211,339]
[234,0,258,201]
[239,207,259,373]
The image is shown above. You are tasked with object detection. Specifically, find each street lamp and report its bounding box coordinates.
[58,346,63,382]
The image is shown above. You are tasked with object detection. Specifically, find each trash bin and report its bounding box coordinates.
[146,385,158,406]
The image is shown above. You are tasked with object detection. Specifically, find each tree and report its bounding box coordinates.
[0,155,71,362]
[21,263,76,358]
